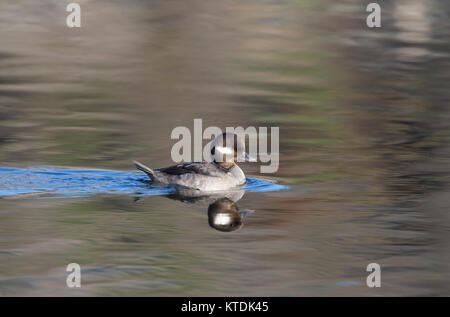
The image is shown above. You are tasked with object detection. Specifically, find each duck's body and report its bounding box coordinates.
[134,132,251,191]
[134,160,246,191]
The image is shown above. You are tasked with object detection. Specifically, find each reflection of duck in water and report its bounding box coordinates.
[207,198,253,232]
[136,187,254,232]
[166,187,245,204]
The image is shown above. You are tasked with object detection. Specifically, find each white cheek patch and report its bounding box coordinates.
[215,146,234,155]
[214,213,231,226]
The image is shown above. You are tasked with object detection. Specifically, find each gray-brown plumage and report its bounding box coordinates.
[133,132,252,191]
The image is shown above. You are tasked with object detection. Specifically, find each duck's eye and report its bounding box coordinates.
[211,147,215,156]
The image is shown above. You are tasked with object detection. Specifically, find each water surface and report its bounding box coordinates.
[0,0,449,296]
[0,166,288,198]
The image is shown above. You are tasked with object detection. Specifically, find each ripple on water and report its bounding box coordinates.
[0,167,290,198]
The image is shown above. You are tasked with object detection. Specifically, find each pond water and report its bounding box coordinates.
[0,0,449,296]
[0,167,289,197]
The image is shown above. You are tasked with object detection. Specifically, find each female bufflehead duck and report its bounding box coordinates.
[133,132,251,191]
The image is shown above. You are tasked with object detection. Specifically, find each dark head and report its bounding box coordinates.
[210,132,250,169]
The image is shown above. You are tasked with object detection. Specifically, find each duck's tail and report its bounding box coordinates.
[133,160,155,179]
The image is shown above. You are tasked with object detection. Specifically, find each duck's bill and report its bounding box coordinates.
[240,152,257,162]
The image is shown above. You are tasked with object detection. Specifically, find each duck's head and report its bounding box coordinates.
[210,132,251,169]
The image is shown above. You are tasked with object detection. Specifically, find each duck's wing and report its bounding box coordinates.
[157,162,222,177]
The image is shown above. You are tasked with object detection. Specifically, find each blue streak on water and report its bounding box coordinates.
[0,167,290,198]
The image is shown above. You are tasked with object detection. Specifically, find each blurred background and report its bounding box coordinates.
[0,0,449,296]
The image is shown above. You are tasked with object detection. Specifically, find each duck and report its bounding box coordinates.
[133,132,252,191]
